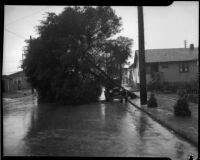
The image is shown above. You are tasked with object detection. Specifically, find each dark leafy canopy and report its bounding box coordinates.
[22,6,133,105]
[103,36,133,83]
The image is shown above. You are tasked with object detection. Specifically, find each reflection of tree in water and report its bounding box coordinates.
[138,111,147,139]
[23,102,130,156]
[105,103,127,123]
[25,105,38,137]
[24,103,67,155]
[132,110,148,155]
[25,103,58,138]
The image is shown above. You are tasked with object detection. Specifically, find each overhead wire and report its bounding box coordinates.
[3,6,57,75]
[5,7,50,26]
[5,28,26,39]
[4,7,52,40]
[4,7,51,40]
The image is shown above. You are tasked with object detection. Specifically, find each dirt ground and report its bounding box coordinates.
[3,89,33,99]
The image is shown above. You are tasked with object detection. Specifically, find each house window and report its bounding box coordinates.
[161,63,168,68]
[179,63,189,73]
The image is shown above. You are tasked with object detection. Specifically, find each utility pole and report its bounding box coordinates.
[138,6,147,105]
[29,35,34,94]
[184,40,187,48]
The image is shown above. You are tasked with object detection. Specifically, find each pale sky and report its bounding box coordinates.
[3,2,199,75]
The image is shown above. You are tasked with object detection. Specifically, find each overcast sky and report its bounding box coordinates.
[3,2,199,75]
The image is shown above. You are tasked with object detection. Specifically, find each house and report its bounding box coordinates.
[130,44,198,86]
[122,67,129,86]
[2,75,11,92]
[2,70,31,92]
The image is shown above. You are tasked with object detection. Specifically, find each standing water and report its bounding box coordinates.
[3,94,198,158]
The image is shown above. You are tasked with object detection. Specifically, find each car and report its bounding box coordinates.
[105,87,123,101]
[105,86,137,102]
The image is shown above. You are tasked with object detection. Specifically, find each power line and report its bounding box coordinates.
[5,28,26,39]
[5,7,50,26]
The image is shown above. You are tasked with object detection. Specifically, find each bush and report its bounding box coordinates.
[174,95,191,117]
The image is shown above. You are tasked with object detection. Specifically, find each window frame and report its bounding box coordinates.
[179,62,189,73]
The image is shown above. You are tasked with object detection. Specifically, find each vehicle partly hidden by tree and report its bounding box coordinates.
[22,6,133,105]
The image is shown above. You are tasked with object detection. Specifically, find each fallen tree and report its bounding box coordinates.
[22,6,133,105]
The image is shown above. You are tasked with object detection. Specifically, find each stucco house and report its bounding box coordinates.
[130,44,198,86]
[122,67,129,85]
[2,70,31,92]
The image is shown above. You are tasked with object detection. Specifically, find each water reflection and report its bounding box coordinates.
[3,95,198,158]
[3,96,36,156]
[22,101,129,156]
[100,103,106,122]
[138,111,148,139]
[99,86,106,101]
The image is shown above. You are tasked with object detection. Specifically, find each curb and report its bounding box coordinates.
[128,99,198,148]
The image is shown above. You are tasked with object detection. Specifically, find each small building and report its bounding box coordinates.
[122,67,129,86]
[2,71,31,92]
[122,66,136,88]
[2,75,11,92]
[130,44,198,85]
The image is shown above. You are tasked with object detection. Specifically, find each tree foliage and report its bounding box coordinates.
[22,6,133,105]
[103,36,133,83]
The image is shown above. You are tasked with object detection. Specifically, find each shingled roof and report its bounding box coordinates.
[8,70,24,78]
[135,47,198,63]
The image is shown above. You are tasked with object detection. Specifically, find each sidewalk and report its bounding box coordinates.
[129,92,198,147]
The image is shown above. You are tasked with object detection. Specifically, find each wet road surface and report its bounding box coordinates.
[3,95,198,158]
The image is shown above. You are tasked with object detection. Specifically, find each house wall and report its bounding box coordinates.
[145,65,151,84]
[131,60,198,85]
[4,71,31,92]
[159,61,198,83]
[146,73,151,84]
[10,76,31,91]
[131,64,152,85]
[2,79,10,92]
[131,65,139,84]
[122,68,130,85]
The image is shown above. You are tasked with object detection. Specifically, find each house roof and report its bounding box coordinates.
[8,70,24,78]
[134,47,198,64]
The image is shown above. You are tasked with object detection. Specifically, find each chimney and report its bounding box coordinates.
[190,44,194,50]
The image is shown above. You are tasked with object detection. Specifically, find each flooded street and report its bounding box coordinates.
[3,95,198,158]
